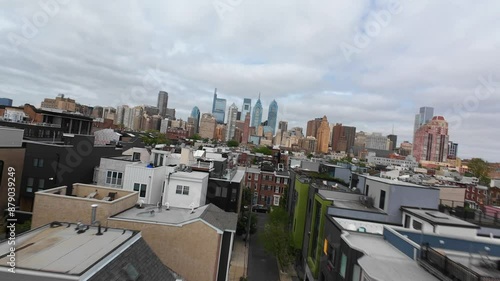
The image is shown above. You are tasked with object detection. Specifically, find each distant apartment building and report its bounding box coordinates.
[387,134,397,151]
[332,123,356,153]
[190,106,201,134]
[413,116,449,162]
[0,97,13,106]
[399,141,413,156]
[306,117,322,138]
[157,91,169,116]
[300,136,317,153]
[41,94,76,112]
[316,116,330,154]
[365,132,390,150]
[226,103,238,141]
[448,141,458,159]
[199,114,217,139]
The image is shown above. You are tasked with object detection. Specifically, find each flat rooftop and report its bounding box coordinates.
[363,175,438,189]
[333,199,385,214]
[346,233,438,281]
[403,207,479,229]
[0,223,137,275]
[111,203,237,232]
[333,217,386,234]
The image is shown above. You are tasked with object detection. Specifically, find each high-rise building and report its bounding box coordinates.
[114,105,127,126]
[316,116,330,153]
[165,108,176,119]
[387,134,398,151]
[190,106,200,134]
[212,89,227,124]
[448,141,458,159]
[366,133,390,150]
[251,95,263,128]
[225,103,238,141]
[306,118,322,137]
[242,112,250,144]
[157,91,169,117]
[41,94,76,112]
[413,116,449,162]
[332,124,356,153]
[278,121,288,133]
[413,106,434,133]
[399,141,413,156]
[267,100,278,136]
[0,98,13,106]
[199,113,217,140]
[240,98,252,121]
[122,106,133,129]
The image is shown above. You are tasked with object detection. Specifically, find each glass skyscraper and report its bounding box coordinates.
[240,98,252,121]
[212,89,226,124]
[251,96,263,128]
[191,106,200,133]
[267,99,278,135]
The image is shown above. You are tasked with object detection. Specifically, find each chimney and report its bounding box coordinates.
[91,204,98,224]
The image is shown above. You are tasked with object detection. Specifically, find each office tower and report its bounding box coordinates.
[226,103,238,141]
[157,91,169,117]
[387,134,398,151]
[212,88,227,124]
[331,124,356,153]
[0,98,13,106]
[122,106,133,129]
[165,108,176,119]
[242,112,250,144]
[278,121,288,133]
[413,106,434,133]
[306,118,322,137]
[240,98,252,121]
[114,105,127,126]
[199,113,217,139]
[366,133,390,150]
[267,100,278,136]
[448,141,458,159]
[190,106,201,134]
[413,116,449,162]
[399,141,413,156]
[316,116,330,153]
[251,95,263,128]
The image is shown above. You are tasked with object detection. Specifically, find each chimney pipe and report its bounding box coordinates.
[91,204,98,224]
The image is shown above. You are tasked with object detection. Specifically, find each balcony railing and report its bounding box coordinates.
[420,244,500,281]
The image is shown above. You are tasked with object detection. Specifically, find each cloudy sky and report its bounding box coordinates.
[1,1,499,161]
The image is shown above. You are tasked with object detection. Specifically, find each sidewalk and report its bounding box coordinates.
[229,237,249,281]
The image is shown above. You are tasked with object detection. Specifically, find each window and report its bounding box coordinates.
[275,186,280,193]
[134,183,147,198]
[176,185,189,195]
[412,220,422,230]
[379,190,386,210]
[276,177,280,183]
[328,246,335,264]
[248,174,252,180]
[340,253,347,278]
[106,171,123,186]
[352,264,361,281]
[404,214,411,228]
[231,189,237,202]
[33,158,44,167]
[254,174,258,180]
[27,177,34,193]
[38,179,45,189]
[365,185,369,196]
[273,195,280,206]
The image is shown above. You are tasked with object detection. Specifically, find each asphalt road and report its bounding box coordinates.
[248,212,280,281]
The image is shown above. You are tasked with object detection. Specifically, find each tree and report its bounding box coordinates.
[307,153,314,159]
[227,140,239,147]
[191,134,201,141]
[261,207,294,270]
[141,130,169,147]
[253,146,273,155]
[236,212,257,236]
[467,158,491,185]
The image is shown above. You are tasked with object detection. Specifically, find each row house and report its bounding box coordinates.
[244,161,290,208]
[464,184,488,209]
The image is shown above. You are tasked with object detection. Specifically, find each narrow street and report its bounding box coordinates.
[248,212,280,281]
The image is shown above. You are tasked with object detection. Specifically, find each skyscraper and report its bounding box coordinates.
[413,116,449,162]
[212,88,227,124]
[414,106,434,133]
[240,98,252,121]
[316,116,330,153]
[199,113,217,139]
[251,95,263,128]
[226,103,238,141]
[267,99,278,136]
[306,118,322,137]
[448,141,458,159]
[387,134,398,151]
[190,106,201,134]
[331,124,356,153]
[157,91,168,117]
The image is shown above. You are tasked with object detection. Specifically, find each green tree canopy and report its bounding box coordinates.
[253,146,273,155]
[227,140,239,147]
[191,134,201,141]
[261,207,294,270]
[467,158,491,185]
[141,130,169,147]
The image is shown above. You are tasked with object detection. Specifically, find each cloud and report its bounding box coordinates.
[0,0,499,161]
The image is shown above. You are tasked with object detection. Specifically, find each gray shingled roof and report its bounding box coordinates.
[200,204,238,232]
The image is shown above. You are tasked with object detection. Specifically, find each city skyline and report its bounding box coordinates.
[1,1,499,161]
